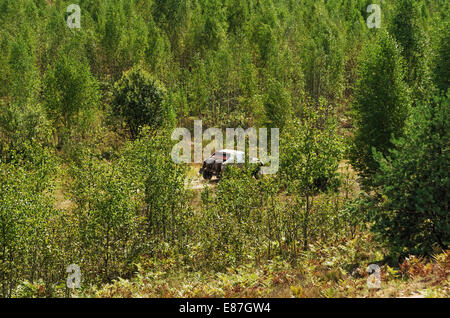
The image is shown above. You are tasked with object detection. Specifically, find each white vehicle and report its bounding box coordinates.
[199,149,261,180]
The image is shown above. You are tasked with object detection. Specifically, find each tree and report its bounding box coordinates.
[112,65,174,139]
[199,165,268,269]
[225,0,250,35]
[350,32,411,185]
[7,33,39,104]
[390,0,432,103]
[144,150,187,247]
[370,93,449,256]
[263,79,292,130]
[300,2,345,103]
[43,53,100,136]
[252,21,277,66]
[0,143,58,297]
[196,0,227,52]
[69,148,142,282]
[100,0,149,78]
[0,27,50,155]
[280,104,342,250]
[119,128,189,254]
[434,22,450,93]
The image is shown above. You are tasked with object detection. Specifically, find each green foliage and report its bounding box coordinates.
[134,130,190,251]
[43,53,100,132]
[433,22,450,93]
[0,143,58,297]
[71,128,190,280]
[350,32,411,185]
[300,1,345,103]
[198,165,274,269]
[0,99,51,156]
[390,0,432,103]
[69,150,142,282]
[370,93,449,256]
[100,0,150,78]
[263,80,292,130]
[280,104,343,250]
[281,104,343,197]
[7,32,39,104]
[225,0,249,35]
[252,20,277,66]
[0,0,447,298]
[112,66,174,139]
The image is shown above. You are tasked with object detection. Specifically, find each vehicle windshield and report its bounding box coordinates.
[212,152,230,161]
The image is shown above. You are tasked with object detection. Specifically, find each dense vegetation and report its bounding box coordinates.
[0,0,448,298]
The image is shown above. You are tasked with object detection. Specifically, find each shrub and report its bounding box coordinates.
[112,66,174,139]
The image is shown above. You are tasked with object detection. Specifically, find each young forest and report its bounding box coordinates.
[0,0,448,298]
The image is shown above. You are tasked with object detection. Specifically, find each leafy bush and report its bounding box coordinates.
[112,66,174,139]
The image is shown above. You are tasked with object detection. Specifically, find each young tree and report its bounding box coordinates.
[390,0,432,103]
[199,165,265,269]
[196,0,227,52]
[144,153,187,246]
[7,33,39,105]
[280,104,342,250]
[252,21,277,66]
[43,53,100,136]
[112,65,174,139]
[370,93,449,256]
[100,0,149,78]
[0,28,50,155]
[350,32,411,185]
[69,149,142,282]
[300,3,345,104]
[225,0,250,35]
[0,144,58,297]
[263,79,292,130]
[434,22,450,93]
[119,128,189,254]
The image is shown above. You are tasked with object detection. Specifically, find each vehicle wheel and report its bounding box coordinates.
[203,171,212,180]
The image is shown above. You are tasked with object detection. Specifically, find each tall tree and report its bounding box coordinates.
[350,32,411,185]
[263,79,292,130]
[370,93,450,256]
[390,0,432,103]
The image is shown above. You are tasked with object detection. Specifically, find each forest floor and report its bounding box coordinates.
[185,163,219,190]
[83,244,449,298]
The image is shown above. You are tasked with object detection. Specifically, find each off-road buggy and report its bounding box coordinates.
[199,149,261,180]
